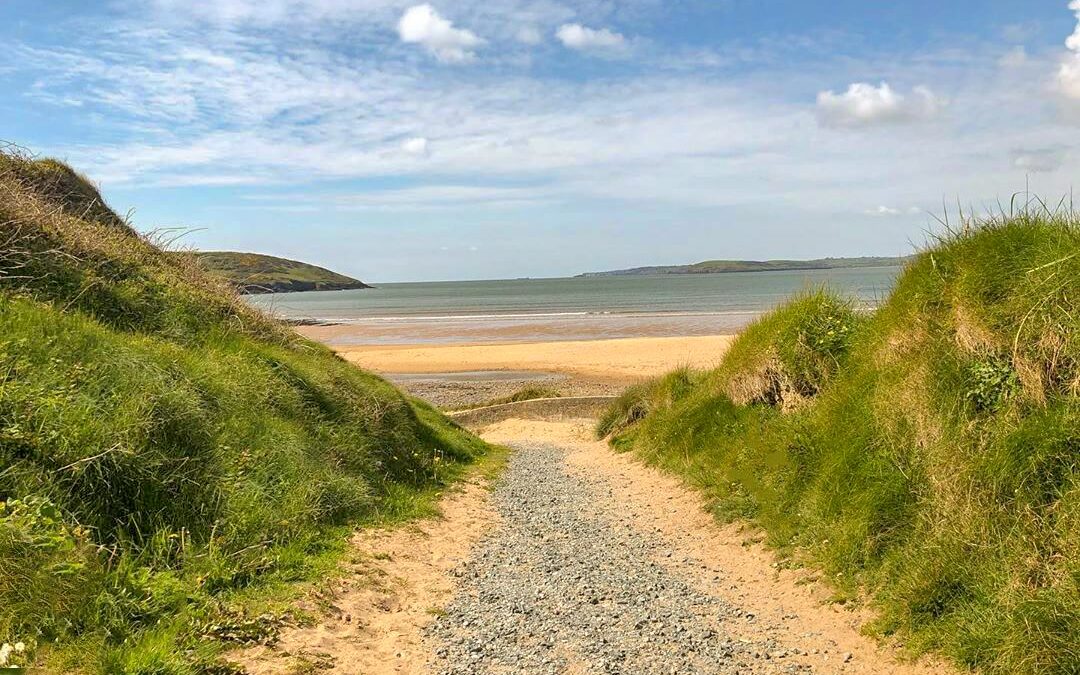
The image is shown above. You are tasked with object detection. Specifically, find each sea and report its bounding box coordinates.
[245,266,901,345]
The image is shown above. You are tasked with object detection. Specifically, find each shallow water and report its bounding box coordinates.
[247,267,899,344]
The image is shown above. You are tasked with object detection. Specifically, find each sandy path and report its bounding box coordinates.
[234,476,499,675]
[475,420,953,675]
[235,418,954,675]
[323,335,735,382]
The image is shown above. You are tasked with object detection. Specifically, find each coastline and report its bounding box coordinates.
[296,331,735,409]
[310,334,735,382]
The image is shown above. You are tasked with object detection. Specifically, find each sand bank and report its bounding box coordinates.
[327,335,735,383]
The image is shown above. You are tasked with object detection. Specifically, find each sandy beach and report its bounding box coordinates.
[296,330,735,407]
[325,334,734,381]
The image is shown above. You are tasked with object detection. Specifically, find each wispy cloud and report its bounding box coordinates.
[556,24,626,51]
[1012,148,1067,173]
[8,0,1079,231]
[242,184,555,211]
[999,46,1028,68]
[516,26,543,45]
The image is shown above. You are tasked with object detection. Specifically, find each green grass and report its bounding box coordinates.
[600,212,1080,674]
[451,385,563,411]
[0,149,494,673]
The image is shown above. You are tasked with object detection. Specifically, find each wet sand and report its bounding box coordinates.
[294,313,751,346]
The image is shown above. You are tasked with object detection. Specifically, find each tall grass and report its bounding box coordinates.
[0,149,492,672]
[600,212,1080,674]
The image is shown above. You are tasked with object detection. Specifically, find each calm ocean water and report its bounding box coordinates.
[247,267,900,345]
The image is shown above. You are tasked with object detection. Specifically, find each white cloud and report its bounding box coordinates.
[866,205,920,217]
[17,2,1080,226]
[816,82,943,128]
[870,205,901,216]
[1058,0,1080,99]
[516,26,543,45]
[402,136,430,155]
[555,23,625,50]
[397,4,482,63]
[1012,148,1067,173]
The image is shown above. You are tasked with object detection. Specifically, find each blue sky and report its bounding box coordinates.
[3,1,1080,281]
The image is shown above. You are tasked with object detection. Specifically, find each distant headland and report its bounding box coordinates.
[577,256,909,278]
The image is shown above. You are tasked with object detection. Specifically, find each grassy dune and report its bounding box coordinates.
[0,150,491,672]
[599,214,1079,674]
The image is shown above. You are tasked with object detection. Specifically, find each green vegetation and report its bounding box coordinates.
[578,255,908,277]
[194,251,371,294]
[0,149,491,673]
[452,386,563,411]
[599,213,1079,674]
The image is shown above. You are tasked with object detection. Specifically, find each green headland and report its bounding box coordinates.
[193,251,371,294]
[579,256,909,277]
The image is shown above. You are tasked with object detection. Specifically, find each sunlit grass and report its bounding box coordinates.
[600,210,1080,674]
[0,148,495,673]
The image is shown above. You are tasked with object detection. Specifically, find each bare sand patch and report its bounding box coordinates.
[233,476,499,675]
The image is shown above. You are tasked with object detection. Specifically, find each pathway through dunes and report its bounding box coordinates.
[235,419,954,675]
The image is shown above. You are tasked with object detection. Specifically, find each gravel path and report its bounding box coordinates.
[425,442,812,674]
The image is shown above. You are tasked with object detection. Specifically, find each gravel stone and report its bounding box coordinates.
[425,442,812,674]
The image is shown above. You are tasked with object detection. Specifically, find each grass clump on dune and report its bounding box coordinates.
[600,211,1080,674]
[595,368,700,439]
[0,148,492,673]
[453,385,564,411]
[712,289,864,409]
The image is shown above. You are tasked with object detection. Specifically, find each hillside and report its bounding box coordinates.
[579,256,908,277]
[598,215,1079,674]
[194,251,372,294]
[0,150,490,673]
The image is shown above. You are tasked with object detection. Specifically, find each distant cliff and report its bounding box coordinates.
[578,256,909,277]
[194,251,372,294]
